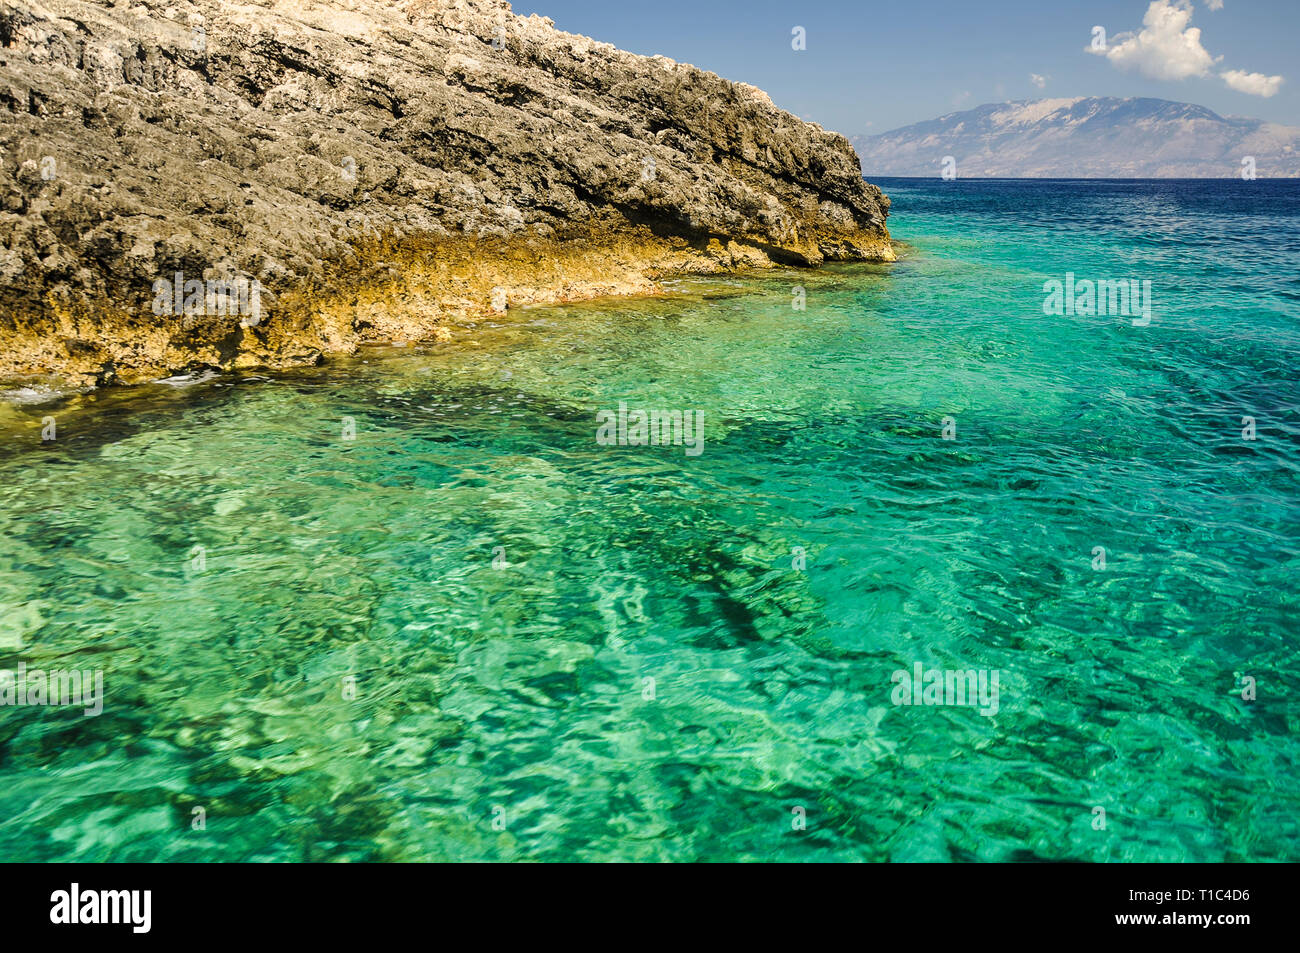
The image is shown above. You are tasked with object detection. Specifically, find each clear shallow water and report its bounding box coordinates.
[0,179,1296,861]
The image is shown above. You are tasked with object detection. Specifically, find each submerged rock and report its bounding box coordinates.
[0,0,892,386]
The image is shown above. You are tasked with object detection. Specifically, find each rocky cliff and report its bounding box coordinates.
[0,0,892,387]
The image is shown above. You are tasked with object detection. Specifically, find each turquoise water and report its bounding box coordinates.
[0,179,1296,861]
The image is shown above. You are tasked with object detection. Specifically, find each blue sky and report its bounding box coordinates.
[512,0,1300,136]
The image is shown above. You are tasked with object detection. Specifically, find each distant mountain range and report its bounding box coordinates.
[853,97,1300,178]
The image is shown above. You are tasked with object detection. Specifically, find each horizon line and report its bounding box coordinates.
[862,175,1300,181]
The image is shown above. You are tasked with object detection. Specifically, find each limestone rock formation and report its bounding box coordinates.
[0,0,892,387]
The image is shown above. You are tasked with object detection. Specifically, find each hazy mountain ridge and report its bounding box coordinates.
[853,97,1300,178]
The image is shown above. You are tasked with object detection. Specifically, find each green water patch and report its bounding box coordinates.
[1,186,1297,861]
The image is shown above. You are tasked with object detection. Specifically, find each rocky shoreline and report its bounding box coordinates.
[0,0,892,389]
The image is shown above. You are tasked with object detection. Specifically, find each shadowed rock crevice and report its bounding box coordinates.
[0,0,892,387]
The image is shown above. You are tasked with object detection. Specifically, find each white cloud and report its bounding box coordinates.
[1030,73,1047,89]
[1221,69,1284,97]
[1094,1,1218,81]
[1090,1,1284,98]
